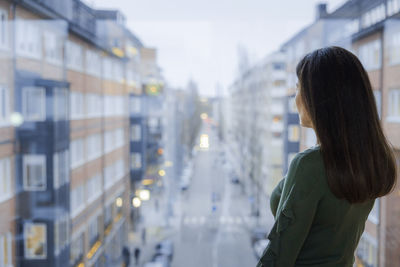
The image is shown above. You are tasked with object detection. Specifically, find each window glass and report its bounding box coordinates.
[24,223,47,259]
[23,155,46,191]
[22,87,46,121]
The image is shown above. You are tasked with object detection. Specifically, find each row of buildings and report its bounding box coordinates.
[0,0,165,266]
[226,1,400,266]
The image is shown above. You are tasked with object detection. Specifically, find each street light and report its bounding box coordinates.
[132,197,141,208]
[115,197,123,207]
[138,189,150,201]
[158,169,166,176]
[200,113,208,120]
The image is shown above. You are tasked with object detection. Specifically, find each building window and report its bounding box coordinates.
[104,203,113,229]
[131,153,142,170]
[130,96,141,114]
[53,88,68,121]
[288,96,297,113]
[66,41,83,71]
[86,93,102,118]
[70,232,84,266]
[22,87,46,121]
[0,9,8,50]
[104,159,125,189]
[54,215,69,256]
[70,184,85,218]
[24,223,47,259]
[16,19,41,59]
[288,125,300,142]
[103,57,113,80]
[115,128,125,148]
[88,216,99,247]
[104,130,114,153]
[361,3,386,29]
[0,86,9,126]
[86,134,102,161]
[85,49,101,77]
[53,150,69,189]
[70,138,85,168]
[70,91,84,120]
[373,90,381,118]
[0,232,12,267]
[104,128,125,153]
[112,59,124,82]
[44,31,62,65]
[387,89,400,121]
[23,155,46,191]
[87,173,102,204]
[0,157,11,203]
[131,125,141,141]
[358,40,381,70]
[389,31,400,65]
[387,0,400,16]
[356,233,378,267]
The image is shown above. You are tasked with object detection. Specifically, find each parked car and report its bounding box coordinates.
[230,175,240,184]
[151,254,170,267]
[253,239,269,259]
[180,166,193,191]
[155,239,174,261]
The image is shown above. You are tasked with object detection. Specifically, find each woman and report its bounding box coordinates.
[256,46,397,267]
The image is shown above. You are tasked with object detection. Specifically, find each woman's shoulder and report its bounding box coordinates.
[287,145,326,192]
[292,145,324,171]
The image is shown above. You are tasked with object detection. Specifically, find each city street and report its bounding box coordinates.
[171,126,260,267]
[132,122,276,267]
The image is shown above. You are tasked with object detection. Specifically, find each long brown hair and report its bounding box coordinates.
[296,46,397,204]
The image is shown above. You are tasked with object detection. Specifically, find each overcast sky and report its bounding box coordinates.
[90,0,346,96]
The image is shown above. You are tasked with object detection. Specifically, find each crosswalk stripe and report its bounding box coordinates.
[181,215,252,225]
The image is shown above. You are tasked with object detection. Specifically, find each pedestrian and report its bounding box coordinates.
[134,247,141,266]
[141,228,146,245]
[257,47,397,266]
[122,246,130,267]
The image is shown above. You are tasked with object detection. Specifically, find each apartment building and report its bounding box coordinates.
[227,51,287,224]
[0,1,16,266]
[259,52,286,196]
[140,48,165,184]
[0,0,150,266]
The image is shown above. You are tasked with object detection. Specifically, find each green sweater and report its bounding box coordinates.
[256,145,375,267]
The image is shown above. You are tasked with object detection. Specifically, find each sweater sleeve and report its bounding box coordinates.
[257,151,324,267]
[270,177,286,218]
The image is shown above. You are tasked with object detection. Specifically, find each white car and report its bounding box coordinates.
[180,166,193,191]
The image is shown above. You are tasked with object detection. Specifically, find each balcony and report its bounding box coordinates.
[70,0,97,41]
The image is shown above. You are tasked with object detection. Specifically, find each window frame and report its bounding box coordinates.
[387,89,400,122]
[0,157,12,203]
[23,154,47,191]
[22,87,46,122]
[24,223,47,259]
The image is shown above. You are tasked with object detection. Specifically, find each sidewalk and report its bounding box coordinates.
[128,190,178,266]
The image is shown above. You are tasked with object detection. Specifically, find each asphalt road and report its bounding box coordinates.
[171,126,259,267]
